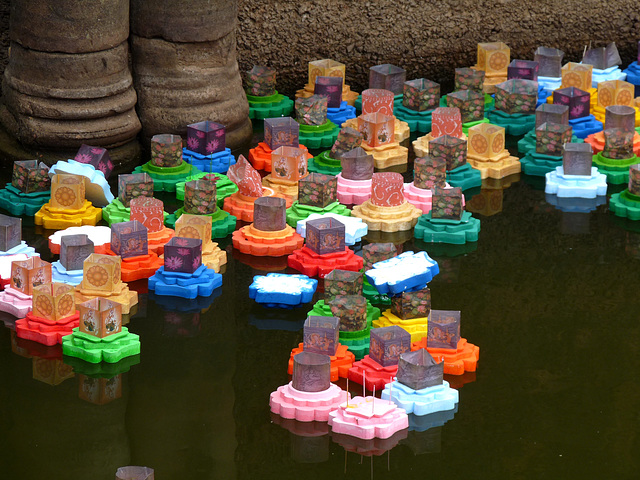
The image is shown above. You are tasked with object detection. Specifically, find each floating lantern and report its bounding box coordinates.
[446,90,484,123]
[78,297,122,338]
[369,64,406,94]
[254,197,287,231]
[563,143,593,175]
[330,126,363,158]
[403,79,440,112]
[0,215,21,252]
[329,294,367,332]
[298,173,337,208]
[264,117,300,150]
[150,134,183,167]
[50,174,86,210]
[429,135,467,171]
[358,112,395,148]
[391,288,431,320]
[536,104,569,128]
[306,217,345,255]
[186,121,226,156]
[454,68,485,92]
[184,178,217,215]
[494,79,538,114]
[362,243,397,270]
[246,65,277,97]
[308,59,345,87]
[295,95,328,126]
[117,173,154,207]
[111,221,148,259]
[507,60,539,81]
[11,257,52,295]
[74,144,113,177]
[361,89,395,116]
[427,310,461,349]
[163,237,202,274]
[603,128,634,159]
[82,254,121,292]
[604,105,636,132]
[431,187,463,221]
[431,107,463,138]
[324,269,363,302]
[536,123,573,156]
[11,160,50,194]
[597,80,634,108]
[130,197,164,233]
[32,282,76,321]
[340,147,374,180]
[271,146,309,185]
[561,63,593,91]
[60,234,94,271]
[534,47,564,77]
[397,349,444,390]
[303,316,340,356]
[468,123,506,160]
[553,87,590,120]
[582,42,621,70]
[314,76,343,108]
[477,42,510,76]
[370,325,411,367]
[413,156,446,190]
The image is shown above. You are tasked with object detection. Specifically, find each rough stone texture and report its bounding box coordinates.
[237,0,640,97]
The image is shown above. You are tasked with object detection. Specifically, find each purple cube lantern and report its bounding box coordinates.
[60,234,94,271]
[328,294,367,332]
[454,68,485,93]
[186,121,226,156]
[414,156,447,190]
[306,217,345,255]
[298,173,337,208]
[391,288,431,320]
[253,197,286,232]
[246,65,276,97]
[563,143,593,175]
[163,237,202,273]
[369,64,406,95]
[402,79,440,112]
[314,76,343,108]
[494,79,538,114]
[361,89,395,116]
[605,105,636,133]
[324,269,363,302]
[362,242,397,270]
[553,87,590,120]
[74,144,113,177]
[427,310,461,349]
[507,60,539,81]
[535,103,569,128]
[116,466,155,480]
[340,147,375,181]
[295,95,328,126]
[11,160,50,194]
[303,316,340,356]
[429,135,467,171]
[118,173,154,208]
[264,117,299,151]
[184,179,217,215]
[292,351,331,393]
[0,214,21,252]
[582,42,621,71]
[432,187,463,221]
[111,221,148,259]
[603,128,634,160]
[629,164,640,195]
[446,90,485,123]
[369,325,411,367]
[536,122,573,156]
[150,134,183,167]
[534,47,564,78]
[397,349,444,390]
[330,126,363,159]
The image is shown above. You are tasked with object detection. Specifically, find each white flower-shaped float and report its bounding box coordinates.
[49,160,114,207]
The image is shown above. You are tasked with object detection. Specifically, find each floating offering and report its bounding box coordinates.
[296,213,367,245]
[249,273,317,308]
[466,123,521,179]
[582,42,626,87]
[246,66,295,120]
[336,147,375,205]
[546,142,607,198]
[328,395,408,440]
[394,79,442,133]
[286,173,350,226]
[365,251,439,296]
[174,214,226,272]
[52,234,94,285]
[49,159,114,207]
[0,160,51,215]
[0,257,52,317]
[308,126,362,175]
[35,174,103,229]
[487,79,537,136]
[296,59,359,106]
[104,220,164,282]
[182,121,236,173]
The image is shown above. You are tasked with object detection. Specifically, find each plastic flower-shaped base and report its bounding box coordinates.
[270,382,349,423]
[545,166,608,198]
[326,100,357,125]
[298,120,340,149]
[393,105,435,134]
[35,200,102,230]
[466,152,521,180]
[75,282,138,315]
[567,114,603,140]
[411,337,480,375]
[182,147,236,174]
[248,142,312,172]
[486,110,536,136]
[48,226,112,254]
[287,246,363,278]
[351,200,422,233]
[175,172,238,207]
[131,161,203,192]
[413,211,481,245]
[328,395,408,440]
[0,184,50,216]
[518,130,584,155]
[249,273,317,308]
[592,152,640,185]
[381,380,459,416]
[232,224,304,257]
[247,91,294,120]
[49,160,114,207]
[15,311,79,346]
[307,151,342,175]
[337,175,372,205]
[348,355,398,392]
[610,189,640,220]
[148,264,222,299]
[0,287,32,317]
[164,207,237,240]
[52,261,83,286]
[446,164,482,191]
[403,182,465,214]
[62,327,140,364]
[222,189,292,223]
[372,310,428,343]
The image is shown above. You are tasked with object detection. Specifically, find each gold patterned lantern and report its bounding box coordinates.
[31,282,76,321]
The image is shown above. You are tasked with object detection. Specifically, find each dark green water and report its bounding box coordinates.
[0,133,639,480]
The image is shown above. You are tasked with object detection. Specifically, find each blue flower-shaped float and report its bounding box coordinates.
[182,147,236,174]
[382,380,459,416]
[249,273,318,308]
[148,264,222,299]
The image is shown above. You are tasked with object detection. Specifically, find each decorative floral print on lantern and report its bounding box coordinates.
[330,127,363,159]
[429,135,467,171]
[246,65,277,97]
[271,146,308,185]
[184,179,217,215]
[507,59,539,81]
[468,123,505,160]
[163,237,202,274]
[477,42,510,75]
[227,155,264,198]
[598,80,635,109]
[118,173,154,208]
[371,172,405,207]
[560,63,593,91]
[402,79,440,112]
[391,288,431,320]
[82,254,121,292]
[629,165,640,196]
[431,107,463,138]
[150,134,183,167]
[175,214,213,246]
[432,187,463,221]
[11,160,50,194]
[298,173,337,208]
[111,221,148,259]
[50,174,85,210]
[74,144,114,178]
[32,282,75,321]
[264,117,300,151]
[603,129,635,160]
[414,156,447,190]
[361,89,395,116]
[362,242,397,270]
[295,95,328,125]
[369,64,406,95]
[314,76,343,108]
[78,298,122,338]
[553,87,591,120]
[10,257,52,295]
[305,217,346,255]
[535,123,573,156]
[494,79,538,114]
[324,269,363,302]
[454,68,485,93]
[308,59,345,88]
[357,112,394,148]
[446,90,485,123]
[186,121,226,156]
[328,294,367,332]
[369,325,411,367]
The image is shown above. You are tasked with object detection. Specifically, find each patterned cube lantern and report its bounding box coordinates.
[78,298,122,338]
[74,144,113,177]
[186,121,226,155]
[306,217,345,255]
[454,68,485,93]
[369,64,406,94]
[370,325,411,367]
[534,46,564,77]
[303,316,340,356]
[324,269,363,302]
[253,197,286,231]
[328,294,367,332]
[115,467,154,480]
[314,76,343,108]
[362,242,397,270]
[79,374,122,405]
[446,90,485,123]
[553,87,590,120]
[477,42,510,76]
[402,78,440,112]
[431,107,463,138]
[391,288,431,320]
[468,123,506,159]
[246,65,276,97]
[184,178,217,215]
[298,173,337,208]
[582,42,621,70]
[358,112,394,148]
[82,254,121,292]
[130,197,164,233]
[361,89,395,116]
[494,79,538,114]
[295,95,328,125]
[535,103,569,129]
[371,172,405,207]
[11,160,50,194]
[330,127,363,159]
[163,237,202,274]
[118,173,154,207]
[397,349,444,390]
[605,105,636,133]
[427,310,461,349]
[603,128,634,160]
[111,221,148,259]
[432,187,463,220]
[292,351,331,393]
[0,214,21,252]
[31,282,76,321]
[271,146,308,185]
[60,234,94,271]
[175,214,213,247]
[308,59,345,87]
[536,123,573,156]
[561,63,593,91]
[507,59,539,81]
[414,156,446,190]
[227,155,264,198]
[563,143,593,175]
[597,80,635,108]
[50,174,86,210]
[264,117,299,150]
[340,147,374,180]
[629,164,640,195]
[429,135,467,171]
[150,134,183,167]
[11,257,52,295]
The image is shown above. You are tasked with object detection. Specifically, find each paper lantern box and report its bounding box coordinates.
[563,143,593,176]
[603,129,634,160]
[115,467,154,480]
[432,187,463,221]
[150,134,183,167]
[79,374,122,405]
[362,242,397,270]
[507,60,539,81]
[130,197,164,233]
[397,349,443,390]
[598,80,635,108]
[582,42,621,71]
[605,105,636,132]
[477,42,510,76]
[292,351,331,393]
[536,123,573,156]
[303,315,340,356]
[414,156,446,190]
[306,217,345,255]
[74,144,113,177]
[11,160,50,194]
[264,117,299,151]
[51,174,86,210]
[314,76,343,108]
[427,310,461,349]
[175,213,213,245]
[82,254,121,292]
[0,214,21,252]
[298,173,337,208]
[324,269,363,302]
[164,237,202,274]
[254,197,286,232]
[369,325,411,367]
[184,179,217,215]
[271,146,308,185]
[391,288,431,320]
[431,107,463,138]
[561,63,592,91]
[187,121,226,156]
[340,147,374,181]
[468,123,505,160]
[553,87,590,120]
[295,95,328,126]
[494,79,538,115]
[308,59,345,87]
[534,46,564,78]
[118,173,154,208]
[328,294,367,332]
[454,68,485,93]
[371,172,404,207]
[32,282,75,321]
[362,89,395,116]
[358,112,394,148]
[446,90,485,123]
[535,104,569,129]
[60,234,94,271]
[403,79,440,112]
[78,298,122,338]
[429,135,467,171]
[111,221,148,259]
[227,155,263,198]
[369,64,406,95]
[629,165,640,196]
[246,65,276,97]
[330,127,363,158]
[11,257,52,295]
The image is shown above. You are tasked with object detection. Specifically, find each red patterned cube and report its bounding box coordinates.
[74,144,114,177]
[150,134,183,167]
[431,107,463,138]
[314,76,343,108]
[446,90,485,123]
[361,89,395,116]
[358,112,395,148]
[264,117,300,150]
[536,123,573,156]
[429,135,467,171]
[507,59,539,81]
[271,146,308,185]
[163,237,202,273]
[111,221,148,259]
[340,147,374,181]
[427,310,461,349]
[306,217,345,255]
[562,143,593,175]
[391,288,431,320]
[369,64,406,95]
[118,173,154,208]
[186,121,226,155]
[370,325,411,367]
[494,79,538,114]
[371,172,404,207]
[328,294,367,332]
[303,316,340,356]
[432,187,463,220]
[362,242,397,270]
[454,68,485,93]
[553,87,590,120]
[414,156,447,190]
[11,160,50,194]
[535,103,569,129]
[130,197,164,233]
[324,269,363,302]
[253,197,287,232]
[402,78,440,111]
[298,173,337,208]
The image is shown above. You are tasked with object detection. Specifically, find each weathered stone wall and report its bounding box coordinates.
[237,0,640,95]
